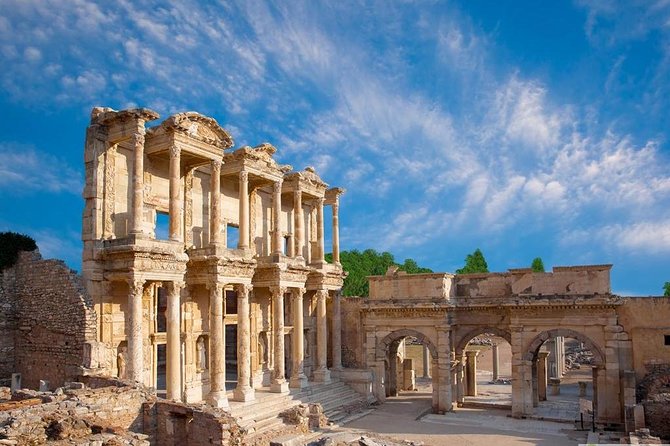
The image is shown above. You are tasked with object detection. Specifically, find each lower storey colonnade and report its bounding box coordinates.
[118,277,341,408]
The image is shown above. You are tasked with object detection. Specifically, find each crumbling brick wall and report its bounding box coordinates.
[0,267,17,384]
[0,250,99,389]
[637,363,670,440]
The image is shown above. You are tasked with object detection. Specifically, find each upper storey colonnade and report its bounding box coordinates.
[83,107,343,264]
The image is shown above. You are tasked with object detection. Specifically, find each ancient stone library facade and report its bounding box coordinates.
[1,106,669,441]
[81,107,346,407]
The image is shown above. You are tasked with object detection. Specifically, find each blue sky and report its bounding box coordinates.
[0,1,668,295]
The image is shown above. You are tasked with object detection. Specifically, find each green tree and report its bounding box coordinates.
[664,282,670,296]
[326,249,432,297]
[0,232,37,270]
[455,248,489,274]
[531,257,545,272]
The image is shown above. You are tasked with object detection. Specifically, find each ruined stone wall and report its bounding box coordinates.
[0,266,17,384]
[618,297,670,380]
[1,251,99,390]
[636,363,670,440]
[143,401,242,446]
[0,380,153,444]
[341,297,365,368]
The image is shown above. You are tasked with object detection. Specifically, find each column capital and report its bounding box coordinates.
[239,170,248,182]
[270,285,287,298]
[211,159,222,171]
[169,144,181,158]
[292,287,307,298]
[274,179,283,192]
[315,289,329,299]
[235,283,252,296]
[316,196,325,206]
[207,281,224,293]
[132,132,145,146]
[127,278,145,296]
[168,281,185,293]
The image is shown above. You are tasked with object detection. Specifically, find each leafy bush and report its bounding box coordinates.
[0,231,37,270]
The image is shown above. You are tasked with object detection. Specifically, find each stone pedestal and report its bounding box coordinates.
[549,377,561,396]
[11,373,21,393]
[578,381,587,397]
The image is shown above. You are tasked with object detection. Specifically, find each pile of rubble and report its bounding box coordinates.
[565,344,595,370]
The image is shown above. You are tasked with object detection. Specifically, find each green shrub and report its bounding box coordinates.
[0,232,37,270]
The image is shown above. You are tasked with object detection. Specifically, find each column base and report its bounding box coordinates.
[233,386,255,402]
[313,368,331,383]
[207,390,230,410]
[270,380,290,393]
[289,374,309,389]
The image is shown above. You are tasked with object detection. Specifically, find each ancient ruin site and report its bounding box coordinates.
[1,107,669,446]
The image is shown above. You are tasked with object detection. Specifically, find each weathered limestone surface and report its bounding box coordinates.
[0,251,101,390]
[0,378,153,444]
[81,106,345,404]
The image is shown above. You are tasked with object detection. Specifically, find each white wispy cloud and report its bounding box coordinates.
[0,144,82,194]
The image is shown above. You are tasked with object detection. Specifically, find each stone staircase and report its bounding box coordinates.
[228,378,369,441]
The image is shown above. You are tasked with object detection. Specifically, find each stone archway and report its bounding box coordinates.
[375,328,443,412]
[523,328,605,365]
[455,327,512,356]
[453,327,512,406]
[514,327,607,421]
[376,328,438,361]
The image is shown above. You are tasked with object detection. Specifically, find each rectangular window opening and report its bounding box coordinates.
[156,287,167,333]
[225,289,238,315]
[227,224,239,248]
[283,236,290,255]
[155,212,169,240]
[664,335,670,346]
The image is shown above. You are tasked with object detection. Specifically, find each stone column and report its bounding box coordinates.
[538,351,549,401]
[551,337,561,378]
[270,286,289,393]
[331,291,342,371]
[126,278,145,383]
[492,343,500,381]
[129,131,145,234]
[238,171,249,250]
[316,198,325,262]
[209,160,222,245]
[207,282,229,408]
[272,179,283,255]
[465,350,478,396]
[293,187,303,258]
[423,345,431,378]
[166,281,183,401]
[314,289,330,382]
[290,288,308,388]
[456,360,465,405]
[234,284,254,401]
[331,201,340,264]
[168,144,182,242]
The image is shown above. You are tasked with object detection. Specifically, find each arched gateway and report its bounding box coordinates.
[348,266,638,426]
